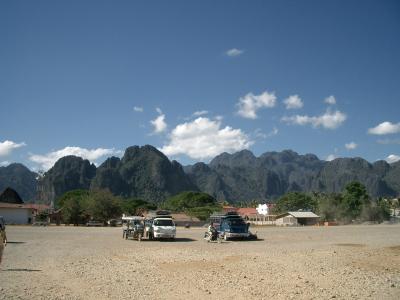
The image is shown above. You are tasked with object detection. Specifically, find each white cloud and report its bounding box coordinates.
[160,117,253,160]
[236,91,277,119]
[29,146,120,170]
[0,161,10,167]
[254,127,279,139]
[368,121,400,135]
[326,154,337,161]
[0,140,26,156]
[133,106,143,112]
[345,142,358,150]
[192,110,208,117]
[385,154,400,164]
[281,109,347,129]
[150,108,167,134]
[225,48,244,57]
[377,138,400,145]
[283,95,303,109]
[324,95,336,105]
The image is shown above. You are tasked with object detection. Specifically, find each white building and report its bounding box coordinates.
[275,211,320,226]
[0,203,33,224]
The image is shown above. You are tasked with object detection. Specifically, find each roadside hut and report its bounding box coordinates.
[275,211,320,226]
[0,203,34,224]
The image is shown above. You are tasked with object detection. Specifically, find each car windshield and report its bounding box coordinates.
[153,219,174,226]
[226,218,246,226]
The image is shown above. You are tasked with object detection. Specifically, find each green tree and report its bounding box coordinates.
[162,191,221,220]
[61,193,89,225]
[340,181,370,221]
[35,210,49,222]
[85,189,122,224]
[314,192,343,222]
[163,191,216,210]
[121,198,157,216]
[273,192,317,214]
[360,198,391,223]
[56,189,89,209]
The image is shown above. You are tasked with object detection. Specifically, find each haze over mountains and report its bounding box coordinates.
[1,145,399,204]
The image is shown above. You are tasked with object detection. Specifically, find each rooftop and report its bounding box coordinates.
[277,211,320,219]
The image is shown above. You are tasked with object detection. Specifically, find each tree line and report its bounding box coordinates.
[273,181,392,223]
[57,189,156,225]
[56,190,220,225]
[55,181,392,225]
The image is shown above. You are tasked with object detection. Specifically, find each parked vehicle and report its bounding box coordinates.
[86,220,103,227]
[209,212,257,241]
[152,217,176,240]
[143,211,176,240]
[122,217,144,241]
[108,219,122,227]
[0,216,7,264]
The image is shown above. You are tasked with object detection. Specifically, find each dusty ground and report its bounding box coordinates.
[1,225,399,300]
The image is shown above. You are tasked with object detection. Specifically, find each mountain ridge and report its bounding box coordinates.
[1,146,399,204]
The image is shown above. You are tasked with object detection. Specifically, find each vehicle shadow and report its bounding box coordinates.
[131,238,197,243]
[229,238,264,242]
[2,268,41,272]
[168,238,197,242]
[5,241,26,244]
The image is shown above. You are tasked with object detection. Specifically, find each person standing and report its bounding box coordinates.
[0,217,7,265]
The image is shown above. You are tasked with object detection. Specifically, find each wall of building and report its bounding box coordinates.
[297,217,319,226]
[275,216,297,226]
[0,208,32,224]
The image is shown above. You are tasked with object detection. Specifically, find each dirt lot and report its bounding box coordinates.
[1,225,399,300]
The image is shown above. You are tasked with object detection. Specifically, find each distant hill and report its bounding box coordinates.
[37,145,197,204]
[4,146,400,204]
[185,150,400,201]
[0,163,37,202]
[37,156,96,204]
[90,145,198,202]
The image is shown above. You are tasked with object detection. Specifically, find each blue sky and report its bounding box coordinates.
[1,0,400,171]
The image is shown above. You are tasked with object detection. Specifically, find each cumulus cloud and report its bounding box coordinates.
[192,110,208,117]
[160,117,253,160]
[385,154,400,164]
[29,146,120,170]
[281,109,347,129]
[368,121,400,135]
[225,48,244,57]
[324,95,336,105]
[236,91,277,119]
[326,154,337,161]
[254,127,278,139]
[133,106,143,112]
[150,108,167,134]
[283,95,303,109]
[377,138,400,145]
[345,142,358,150]
[0,140,26,156]
[0,161,10,167]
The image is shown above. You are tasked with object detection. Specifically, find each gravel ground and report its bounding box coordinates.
[1,224,399,299]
